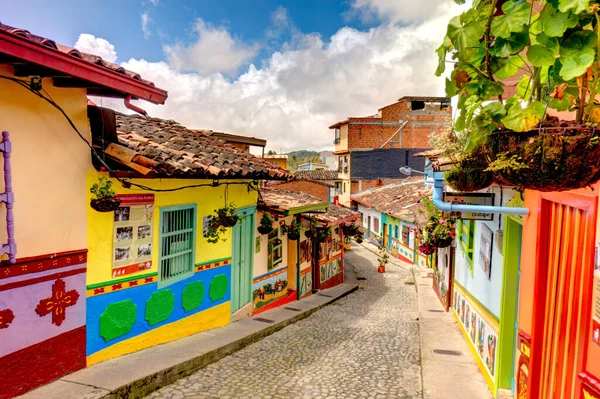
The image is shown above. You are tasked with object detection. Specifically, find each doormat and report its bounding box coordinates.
[433,349,462,356]
[253,317,275,324]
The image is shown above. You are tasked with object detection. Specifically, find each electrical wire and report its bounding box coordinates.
[0,74,263,196]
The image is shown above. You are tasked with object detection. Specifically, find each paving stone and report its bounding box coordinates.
[146,245,421,398]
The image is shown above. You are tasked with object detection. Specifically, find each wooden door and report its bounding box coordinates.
[382,223,387,249]
[531,192,597,398]
[230,208,255,313]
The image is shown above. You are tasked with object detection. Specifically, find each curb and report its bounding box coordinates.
[22,271,359,399]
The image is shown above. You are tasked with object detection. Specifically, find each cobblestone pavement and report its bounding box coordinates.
[147,244,421,399]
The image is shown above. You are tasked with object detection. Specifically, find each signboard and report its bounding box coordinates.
[479,224,493,280]
[593,241,600,347]
[112,194,155,278]
[443,193,495,221]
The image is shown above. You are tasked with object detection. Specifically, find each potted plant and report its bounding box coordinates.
[355,229,364,243]
[218,203,240,228]
[445,150,493,192]
[377,246,389,273]
[436,0,600,191]
[317,226,331,242]
[288,219,301,240]
[204,219,227,244]
[258,213,274,235]
[90,176,121,212]
[204,203,240,243]
[418,195,456,249]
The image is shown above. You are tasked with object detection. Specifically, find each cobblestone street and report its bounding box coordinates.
[147,244,421,399]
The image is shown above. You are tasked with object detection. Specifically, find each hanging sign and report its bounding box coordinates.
[443,193,495,221]
[112,194,155,278]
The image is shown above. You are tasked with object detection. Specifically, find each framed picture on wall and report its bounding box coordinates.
[479,223,493,280]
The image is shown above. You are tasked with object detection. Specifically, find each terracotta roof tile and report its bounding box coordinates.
[304,204,360,226]
[351,179,429,224]
[294,170,339,181]
[259,188,327,213]
[113,112,293,180]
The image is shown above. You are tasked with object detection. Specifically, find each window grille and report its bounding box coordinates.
[268,228,283,270]
[158,204,196,288]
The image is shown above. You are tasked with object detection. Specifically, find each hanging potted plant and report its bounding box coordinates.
[218,203,240,227]
[445,150,494,192]
[90,177,121,212]
[377,246,389,273]
[317,226,331,242]
[258,213,274,235]
[418,195,456,249]
[436,0,600,191]
[288,219,301,240]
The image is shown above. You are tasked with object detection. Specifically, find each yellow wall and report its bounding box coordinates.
[0,66,90,258]
[87,172,257,286]
[334,124,349,153]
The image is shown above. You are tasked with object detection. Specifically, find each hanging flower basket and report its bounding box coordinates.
[418,241,435,255]
[90,196,121,212]
[288,230,300,240]
[287,220,301,240]
[428,235,453,248]
[445,150,493,192]
[258,225,273,235]
[221,216,238,228]
[487,127,600,192]
[258,213,274,235]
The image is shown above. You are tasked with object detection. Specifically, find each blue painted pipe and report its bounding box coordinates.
[431,172,529,216]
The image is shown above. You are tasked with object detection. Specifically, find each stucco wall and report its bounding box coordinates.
[453,187,513,319]
[0,66,90,258]
[357,205,382,239]
[253,212,291,278]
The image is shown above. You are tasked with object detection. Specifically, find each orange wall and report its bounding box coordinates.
[0,66,90,258]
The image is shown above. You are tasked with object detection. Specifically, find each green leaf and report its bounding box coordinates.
[549,95,573,111]
[435,37,452,77]
[558,0,590,14]
[464,128,489,152]
[559,30,596,80]
[502,100,546,132]
[527,45,557,67]
[446,77,459,97]
[490,31,529,57]
[516,75,533,101]
[447,15,486,53]
[465,79,504,100]
[539,5,578,37]
[483,102,508,122]
[495,55,525,79]
[491,0,532,38]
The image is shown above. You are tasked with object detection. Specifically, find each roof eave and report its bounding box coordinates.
[287,202,329,216]
[0,31,168,104]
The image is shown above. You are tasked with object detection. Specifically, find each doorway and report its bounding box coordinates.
[530,192,597,398]
[230,206,255,314]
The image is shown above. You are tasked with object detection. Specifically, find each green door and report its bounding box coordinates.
[230,206,255,313]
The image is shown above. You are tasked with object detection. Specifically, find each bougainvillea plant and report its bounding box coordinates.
[418,195,456,248]
[437,0,600,152]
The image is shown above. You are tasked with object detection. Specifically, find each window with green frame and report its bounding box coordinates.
[268,228,283,270]
[394,225,399,239]
[158,204,197,288]
[457,219,475,270]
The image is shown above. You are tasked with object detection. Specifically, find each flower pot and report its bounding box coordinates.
[378,265,385,273]
[487,127,600,191]
[355,237,363,244]
[305,230,314,239]
[288,231,300,241]
[446,166,493,192]
[429,235,453,248]
[257,225,273,235]
[90,196,121,212]
[221,216,238,228]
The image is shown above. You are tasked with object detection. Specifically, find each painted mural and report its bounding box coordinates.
[252,268,288,311]
[392,239,415,262]
[299,268,312,298]
[453,286,498,380]
[320,256,342,283]
[300,240,312,264]
[0,250,87,398]
[86,259,231,366]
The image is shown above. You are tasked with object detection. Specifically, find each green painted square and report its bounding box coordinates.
[100,300,137,342]
[182,281,205,312]
[209,274,228,302]
[145,290,175,326]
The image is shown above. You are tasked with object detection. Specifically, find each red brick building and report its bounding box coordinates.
[330,96,452,206]
[269,170,340,203]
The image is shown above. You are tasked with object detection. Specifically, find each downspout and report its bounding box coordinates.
[124,95,148,117]
[432,172,528,215]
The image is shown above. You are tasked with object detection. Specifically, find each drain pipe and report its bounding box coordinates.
[124,95,149,117]
[432,172,529,215]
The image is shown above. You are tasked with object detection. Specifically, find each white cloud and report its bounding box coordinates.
[141,12,151,38]
[149,0,159,5]
[92,7,456,152]
[74,34,117,63]
[350,0,462,23]
[163,19,259,75]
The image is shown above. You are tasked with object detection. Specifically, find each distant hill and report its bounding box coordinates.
[286,150,321,172]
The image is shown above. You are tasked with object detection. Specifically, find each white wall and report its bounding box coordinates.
[254,212,292,277]
[357,204,382,237]
[453,186,515,318]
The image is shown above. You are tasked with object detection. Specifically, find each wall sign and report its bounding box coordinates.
[479,224,493,280]
[443,193,495,221]
[112,194,154,278]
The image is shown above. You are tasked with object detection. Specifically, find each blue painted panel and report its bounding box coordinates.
[86,265,231,356]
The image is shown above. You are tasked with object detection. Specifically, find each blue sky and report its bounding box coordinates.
[0,0,461,151]
[1,0,375,67]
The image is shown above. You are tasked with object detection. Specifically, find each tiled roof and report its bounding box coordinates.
[304,204,360,226]
[112,112,292,180]
[259,188,328,214]
[0,22,166,103]
[294,170,339,181]
[351,179,430,224]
